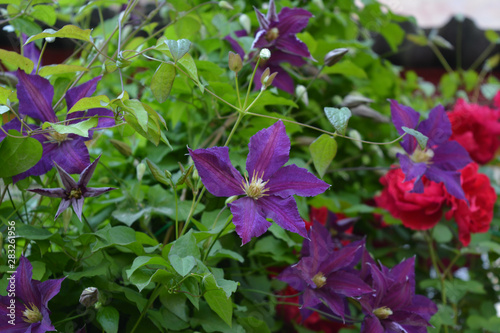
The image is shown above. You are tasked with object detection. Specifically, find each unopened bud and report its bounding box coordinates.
[225,195,239,205]
[110,139,132,157]
[260,67,278,90]
[324,48,349,67]
[259,48,271,60]
[136,162,146,182]
[45,37,56,43]
[228,51,243,73]
[79,287,99,308]
[239,14,251,34]
[218,1,234,10]
[164,169,172,179]
[295,85,308,105]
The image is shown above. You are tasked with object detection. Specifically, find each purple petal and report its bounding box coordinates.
[225,30,247,58]
[54,199,71,220]
[37,306,56,333]
[228,197,271,245]
[266,0,278,22]
[65,76,102,110]
[301,221,335,258]
[319,242,363,274]
[50,139,91,174]
[266,164,330,197]
[390,100,420,135]
[246,120,290,179]
[301,287,322,310]
[425,167,465,200]
[188,147,244,197]
[417,105,451,146]
[327,271,373,297]
[269,50,307,67]
[17,70,56,123]
[251,30,270,50]
[315,289,346,319]
[78,155,101,187]
[0,119,23,142]
[277,7,313,35]
[389,310,432,327]
[361,316,385,333]
[405,295,438,321]
[22,34,41,67]
[277,266,307,291]
[398,154,427,193]
[254,8,269,30]
[431,141,470,171]
[388,257,415,290]
[84,187,116,198]
[258,195,307,238]
[27,188,66,198]
[71,197,85,221]
[15,256,41,307]
[275,35,312,59]
[365,262,388,310]
[38,277,65,307]
[54,162,78,190]
[383,279,413,310]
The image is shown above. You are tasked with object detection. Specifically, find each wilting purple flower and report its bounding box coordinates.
[28,155,115,221]
[0,71,114,182]
[278,222,372,320]
[252,0,313,60]
[359,253,437,333]
[0,256,65,333]
[391,100,471,200]
[189,120,329,245]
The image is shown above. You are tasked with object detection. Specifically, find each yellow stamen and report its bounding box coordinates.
[312,272,327,288]
[69,188,82,199]
[22,303,43,324]
[373,306,393,320]
[241,170,269,200]
[410,146,434,164]
[265,27,279,42]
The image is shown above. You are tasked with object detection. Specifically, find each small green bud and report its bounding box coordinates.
[324,48,349,67]
[295,85,308,105]
[260,67,278,90]
[225,195,239,205]
[239,14,251,34]
[218,1,234,10]
[228,51,243,73]
[136,162,146,182]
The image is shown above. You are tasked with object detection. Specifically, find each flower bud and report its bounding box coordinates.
[136,162,146,182]
[225,195,239,205]
[79,287,99,308]
[259,48,271,60]
[260,67,278,90]
[324,48,349,67]
[239,14,251,34]
[45,37,56,43]
[295,85,308,106]
[228,51,243,73]
[218,1,234,10]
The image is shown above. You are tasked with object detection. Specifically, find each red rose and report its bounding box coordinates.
[448,98,500,164]
[376,168,447,230]
[445,163,496,247]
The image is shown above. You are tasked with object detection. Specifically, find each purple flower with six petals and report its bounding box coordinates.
[28,155,115,221]
[359,253,437,333]
[278,222,373,320]
[391,100,471,200]
[0,256,65,333]
[189,120,329,245]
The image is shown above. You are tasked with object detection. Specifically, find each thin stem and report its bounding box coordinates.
[35,41,48,75]
[470,43,496,72]
[54,310,88,326]
[169,179,179,239]
[130,284,161,333]
[246,112,406,145]
[81,213,94,233]
[7,187,26,224]
[285,64,326,115]
[276,301,361,323]
[428,42,453,73]
[224,112,245,146]
[234,73,242,110]
[203,215,232,262]
[243,57,261,110]
[243,89,264,113]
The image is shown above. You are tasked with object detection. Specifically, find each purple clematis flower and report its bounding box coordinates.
[359,253,437,333]
[189,120,329,245]
[0,256,65,333]
[391,100,471,200]
[0,71,115,182]
[278,222,373,320]
[28,155,115,221]
[252,0,314,60]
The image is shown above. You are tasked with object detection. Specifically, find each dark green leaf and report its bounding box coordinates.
[151,63,176,103]
[0,130,42,178]
[97,306,119,333]
[309,134,337,178]
[325,107,352,135]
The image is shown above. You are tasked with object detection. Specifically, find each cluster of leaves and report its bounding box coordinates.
[1,0,500,332]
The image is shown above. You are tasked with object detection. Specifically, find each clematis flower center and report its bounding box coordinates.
[265,27,279,42]
[22,303,43,324]
[48,131,69,143]
[68,188,83,199]
[242,171,269,200]
[410,146,434,164]
[373,306,393,320]
[312,272,327,288]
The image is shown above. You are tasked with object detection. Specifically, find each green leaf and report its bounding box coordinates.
[407,33,428,46]
[25,25,92,44]
[203,274,233,327]
[15,223,52,240]
[145,158,170,186]
[0,49,34,73]
[92,226,137,252]
[432,224,453,243]
[123,99,148,132]
[380,22,405,51]
[126,256,171,278]
[0,87,13,104]
[97,306,119,333]
[168,230,201,260]
[46,116,98,137]
[38,64,89,76]
[439,72,459,98]
[30,5,56,26]
[68,95,110,113]
[151,63,176,103]
[165,39,192,62]
[0,130,42,178]
[485,30,500,44]
[322,60,367,78]
[169,254,196,276]
[309,134,337,178]
[324,107,352,135]
[178,53,203,93]
[401,126,428,149]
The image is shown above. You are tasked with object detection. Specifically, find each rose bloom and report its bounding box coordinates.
[445,162,497,246]
[376,168,447,230]
[448,98,500,164]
